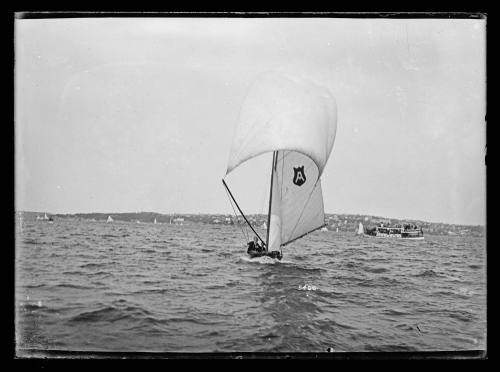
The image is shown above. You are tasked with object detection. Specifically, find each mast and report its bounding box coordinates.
[222,179,266,247]
[265,151,277,252]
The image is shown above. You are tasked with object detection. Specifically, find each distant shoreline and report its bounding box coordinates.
[16,211,485,237]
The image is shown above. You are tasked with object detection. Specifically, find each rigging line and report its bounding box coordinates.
[224,183,247,240]
[279,153,285,256]
[285,177,322,246]
[229,184,249,241]
[280,150,285,233]
[280,150,292,163]
[282,223,327,247]
[259,172,268,223]
[265,151,277,251]
[223,181,249,241]
[228,186,249,241]
[222,179,266,247]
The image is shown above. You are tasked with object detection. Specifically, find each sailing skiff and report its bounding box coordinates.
[223,72,338,259]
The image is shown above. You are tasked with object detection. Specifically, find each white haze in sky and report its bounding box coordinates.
[15,17,486,225]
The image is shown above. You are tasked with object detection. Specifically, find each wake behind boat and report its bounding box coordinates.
[222,72,337,260]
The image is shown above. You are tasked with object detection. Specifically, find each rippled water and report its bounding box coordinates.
[15,218,486,353]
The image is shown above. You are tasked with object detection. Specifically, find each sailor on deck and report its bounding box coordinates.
[247,236,263,253]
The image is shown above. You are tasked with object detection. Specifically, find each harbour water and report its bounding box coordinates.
[15,218,486,354]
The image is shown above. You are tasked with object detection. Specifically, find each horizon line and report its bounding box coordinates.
[15,210,486,227]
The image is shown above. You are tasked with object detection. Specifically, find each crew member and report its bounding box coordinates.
[247,236,261,253]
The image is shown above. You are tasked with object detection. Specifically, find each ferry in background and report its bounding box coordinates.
[360,222,424,240]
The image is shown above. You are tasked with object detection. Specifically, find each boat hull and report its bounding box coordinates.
[364,233,424,240]
[247,250,283,260]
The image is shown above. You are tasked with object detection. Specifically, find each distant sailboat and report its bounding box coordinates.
[107,215,114,223]
[357,222,364,235]
[38,213,53,222]
[222,72,337,260]
[154,218,157,224]
[320,226,329,232]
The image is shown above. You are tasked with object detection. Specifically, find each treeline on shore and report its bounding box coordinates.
[17,211,485,237]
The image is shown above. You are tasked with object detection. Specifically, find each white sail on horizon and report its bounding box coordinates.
[357,222,364,235]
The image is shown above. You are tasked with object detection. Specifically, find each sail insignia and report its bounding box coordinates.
[292,166,306,186]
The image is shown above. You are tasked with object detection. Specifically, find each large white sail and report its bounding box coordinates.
[224,71,337,252]
[268,151,325,250]
[225,72,337,179]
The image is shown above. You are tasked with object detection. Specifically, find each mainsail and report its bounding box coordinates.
[224,71,337,252]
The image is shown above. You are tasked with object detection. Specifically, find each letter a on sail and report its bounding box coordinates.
[293,166,306,186]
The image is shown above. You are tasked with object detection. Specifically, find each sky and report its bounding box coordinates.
[15,17,486,226]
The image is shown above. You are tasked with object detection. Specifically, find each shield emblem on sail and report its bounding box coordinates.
[293,166,306,186]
